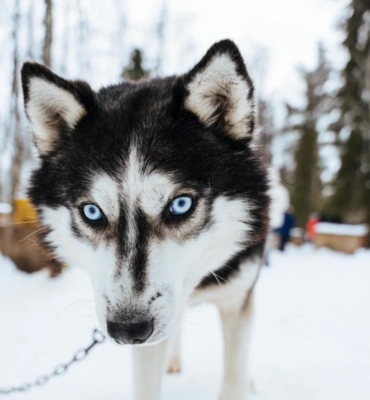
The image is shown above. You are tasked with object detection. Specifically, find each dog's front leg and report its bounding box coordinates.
[219,291,255,400]
[166,326,182,373]
[132,340,169,400]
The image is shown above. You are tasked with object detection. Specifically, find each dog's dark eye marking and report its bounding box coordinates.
[78,203,108,229]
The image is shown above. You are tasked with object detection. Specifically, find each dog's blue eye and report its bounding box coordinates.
[170,197,193,215]
[83,204,103,221]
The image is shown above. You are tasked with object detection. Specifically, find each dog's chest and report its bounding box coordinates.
[190,261,260,311]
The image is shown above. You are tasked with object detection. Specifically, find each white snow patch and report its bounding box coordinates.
[316,222,369,237]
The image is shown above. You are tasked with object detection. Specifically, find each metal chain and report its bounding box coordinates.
[0,329,105,396]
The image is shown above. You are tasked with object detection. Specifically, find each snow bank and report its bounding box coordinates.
[316,222,369,237]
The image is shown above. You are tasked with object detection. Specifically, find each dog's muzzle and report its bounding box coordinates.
[107,319,154,345]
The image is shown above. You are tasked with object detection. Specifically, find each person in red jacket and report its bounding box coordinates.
[306,213,319,242]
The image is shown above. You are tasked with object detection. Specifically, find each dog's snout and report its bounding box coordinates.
[107,320,154,345]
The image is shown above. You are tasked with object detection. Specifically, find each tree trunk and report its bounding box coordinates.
[27,0,35,60]
[42,0,53,68]
[155,0,167,76]
[9,0,23,202]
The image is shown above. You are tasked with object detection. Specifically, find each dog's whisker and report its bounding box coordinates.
[180,327,202,337]
[184,310,218,318]
[80,314,98,320]
[19,226,48,242]
[182,319,213,327]
[210,272,228,314]
[70,306,96,311]
[60,299,96,315]
[9,220,40,225]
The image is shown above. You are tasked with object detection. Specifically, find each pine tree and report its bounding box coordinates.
[121,49,150,82]
[285,44,331,228]
[327,0,370,224]
[291,124,320,228]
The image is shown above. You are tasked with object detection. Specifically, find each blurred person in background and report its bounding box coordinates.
[275,206,295,251]
[306,212,320,242]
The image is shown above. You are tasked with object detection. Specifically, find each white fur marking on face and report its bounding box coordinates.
[40,171,256,345]
[91,174,120,219]
[144,196,254,339]
[40,205,123,335]
[185,53,253,139]
[123,148,177,217]
[41,206,93,268]
[27,78,86,154]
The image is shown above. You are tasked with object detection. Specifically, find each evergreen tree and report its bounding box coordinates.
[327,0,370,224]
[121,49,150,82]
[284,44,331,228]
[291,124,320,228]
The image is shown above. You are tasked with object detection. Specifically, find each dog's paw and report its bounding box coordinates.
[166,357,181,374]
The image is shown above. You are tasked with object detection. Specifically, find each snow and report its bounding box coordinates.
[290,227,303,238]
[316,222,369,237]
[0,203,12,214]
[1,245,370,400]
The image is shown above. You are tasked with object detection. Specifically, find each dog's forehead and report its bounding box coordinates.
[123,148,177,213]
[90,147,177,217]
[101,81,172,124]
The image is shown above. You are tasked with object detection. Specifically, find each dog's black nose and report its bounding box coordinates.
[107,320,154,345]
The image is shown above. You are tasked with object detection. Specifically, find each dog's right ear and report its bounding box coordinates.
[21,62,95,155]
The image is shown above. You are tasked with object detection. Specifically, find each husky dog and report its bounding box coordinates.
[21,40,269,400]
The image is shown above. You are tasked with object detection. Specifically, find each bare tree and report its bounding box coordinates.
[42,0,53,68]
[9,0,23,201]
[155,0,168,76]
[27,0,35,60]
[76,0,90,74]
[60,2,70,74]
[115,0,128,76]
[22,0,37,169]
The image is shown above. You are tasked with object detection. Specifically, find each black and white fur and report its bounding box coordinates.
[21,40,270,400]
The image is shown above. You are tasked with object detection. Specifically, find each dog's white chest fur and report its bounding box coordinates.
[191,261,260,311]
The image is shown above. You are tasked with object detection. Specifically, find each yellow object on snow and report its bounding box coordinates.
[12,199,37,224]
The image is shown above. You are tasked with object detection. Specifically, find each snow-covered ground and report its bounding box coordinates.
[0,245,369,400]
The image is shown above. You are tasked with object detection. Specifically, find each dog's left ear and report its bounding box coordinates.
[182,39,255,139]
[21,62,95,155]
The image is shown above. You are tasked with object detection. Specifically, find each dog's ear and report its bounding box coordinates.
[21,62,95,155]
[182,39,255,139]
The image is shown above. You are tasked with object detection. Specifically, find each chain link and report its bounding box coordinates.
[0,329,105,396]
